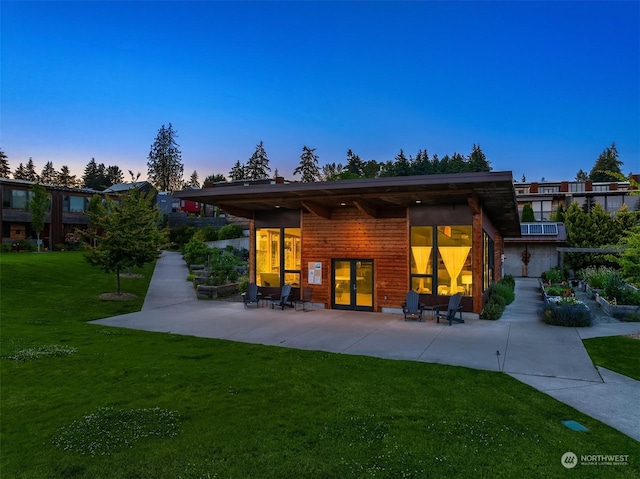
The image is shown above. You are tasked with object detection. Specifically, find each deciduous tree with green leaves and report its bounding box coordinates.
[84,188,165,295]
[30,183,50,252]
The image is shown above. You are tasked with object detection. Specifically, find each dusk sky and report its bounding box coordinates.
[2,1,638,184]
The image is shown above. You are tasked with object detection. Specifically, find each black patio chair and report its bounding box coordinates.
[434,293,464,325]
[271,283,292,310]
[241,283,261,308]
[402,290,426,321]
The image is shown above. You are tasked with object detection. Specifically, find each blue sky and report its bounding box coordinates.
[1,1,638,184]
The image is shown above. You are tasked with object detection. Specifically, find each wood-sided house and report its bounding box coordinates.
[175,172,521,314]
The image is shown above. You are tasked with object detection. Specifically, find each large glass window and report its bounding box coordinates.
[410,225,472,296]
[2,189,30,209]
[410,226,433,294]
[436,226,472,296]
[63,195,88,212]
[483,231,494,292]
[256,227,300,287]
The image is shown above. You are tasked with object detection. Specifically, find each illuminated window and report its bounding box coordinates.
[483,231,494,292]
[410,226,433,294]
[436,226,472,296]
[256,227,301,287]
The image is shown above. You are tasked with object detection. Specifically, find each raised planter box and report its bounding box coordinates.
[196,282,240,300]
[595,295,640,320]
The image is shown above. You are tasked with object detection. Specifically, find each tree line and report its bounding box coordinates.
[0,123,630,193]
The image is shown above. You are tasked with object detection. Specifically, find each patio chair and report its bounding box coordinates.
[294,286,313,312]
[241,283,261,308]
[434,293,464,325]
[402,290,425,321]
[271,283,292,310]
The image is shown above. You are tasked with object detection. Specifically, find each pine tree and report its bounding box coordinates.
[229,160,246,181]
[147,123,184,193]
[40,161,58,185]
[589,142,623,182]
[83,158,110,190]
[346,149,364,176]
[25,158,38,182]
[14,163,27,180]
[468,144,491,172]
[521,203,536,222]
[58,165,77,188]
[575,169,588,182]
[189,170,200,188]
[106,165,124,186]
[245,141,270,180]
[203,173,227,184]
[392,149,411,176]
[293,146,320,183]
[0,149,10,178]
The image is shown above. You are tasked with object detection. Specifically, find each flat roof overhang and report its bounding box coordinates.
[174,171,522,237]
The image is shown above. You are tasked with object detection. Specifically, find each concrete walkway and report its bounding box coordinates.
[94,252,640,441]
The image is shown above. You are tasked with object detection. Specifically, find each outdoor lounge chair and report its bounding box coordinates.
[402,290,425,321]
[294,286,313,312]
[271,283,292,310]
[241,283,261,308]
[434,293,464,325]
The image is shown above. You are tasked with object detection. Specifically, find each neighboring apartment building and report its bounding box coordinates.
[513,175,639,221]
[0,179,155,250]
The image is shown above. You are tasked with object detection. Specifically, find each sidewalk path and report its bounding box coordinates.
[95,253,640,441]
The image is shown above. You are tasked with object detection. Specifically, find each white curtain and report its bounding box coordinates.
[438,246,471,294]
[411,246,432,291]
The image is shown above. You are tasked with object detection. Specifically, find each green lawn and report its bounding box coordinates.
[583,336,640,381]
[2,252,639,478]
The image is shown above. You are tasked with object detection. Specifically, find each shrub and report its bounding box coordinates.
[480,298,504,320]
[500,274,515,290]
[544,285,571,297]
[540,303,592,327]
[581,266,616,290]
[491,282,515,305]
[169,226,197,249]
[541,269,563,284]
[192,226,217,243]
[218,224,244,240]
[182,238,212,266]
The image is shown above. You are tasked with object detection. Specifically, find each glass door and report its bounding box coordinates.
[332,259,373,311]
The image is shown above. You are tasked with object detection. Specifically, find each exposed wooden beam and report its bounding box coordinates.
[353,199,378,218]
[217,203,254,219]
[467,194,481,215]
[301,200,332,219]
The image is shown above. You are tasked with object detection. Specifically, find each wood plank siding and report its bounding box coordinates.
[301,208,408,311]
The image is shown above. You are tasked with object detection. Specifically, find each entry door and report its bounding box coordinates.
[332,259,373,311]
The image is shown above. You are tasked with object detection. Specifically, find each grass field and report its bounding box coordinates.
[583,335,640,381]
[1,252,639,478]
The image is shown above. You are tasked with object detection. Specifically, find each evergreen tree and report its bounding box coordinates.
[229,160,246,181]
[189,170,200,188]
[449,152,466,173]
[393,149,411,176]
[552,203,565,223]
[521,174,527,182]
[147,123,184,193]
[589,142,623,182]
[30,183,50,252]
[345,149,364,176]
[412,150,431,175]
[245,141,270,180]
[293,146,320,183]
[203,173,227,184]
[106,165,124,185]
[521,203,536,222]
[40,161,57,185]
[58,165,77,188]
[468,144,491,172]
[362,159,382,178]
[0,149,10,178]
[13,162,27,180]
[575,169,588,182]
[83,158,110,190]
[24,158,38,182]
